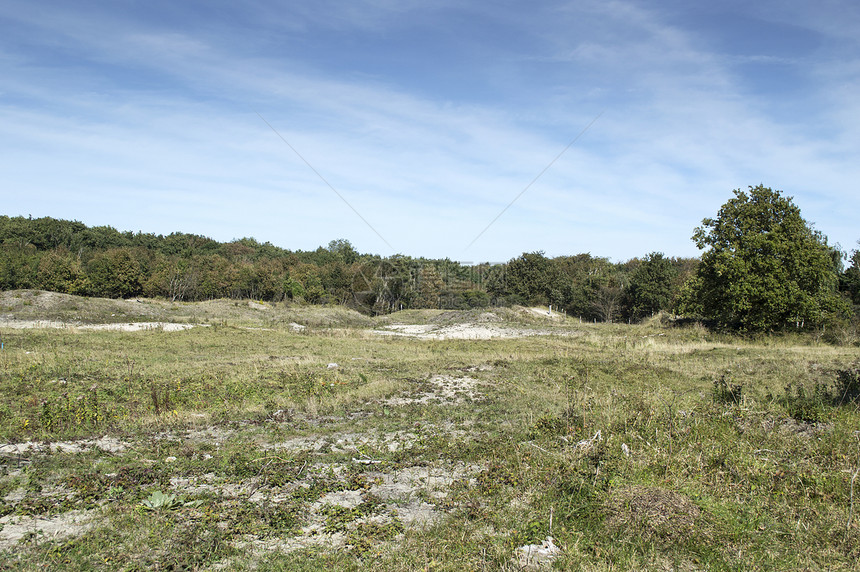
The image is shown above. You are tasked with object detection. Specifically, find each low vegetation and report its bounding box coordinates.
[1,292,859,570]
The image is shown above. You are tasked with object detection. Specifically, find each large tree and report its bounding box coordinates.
[684,185,845,332]
[85,248,144,299]
[497,252,560,307]
[625,252,677,321]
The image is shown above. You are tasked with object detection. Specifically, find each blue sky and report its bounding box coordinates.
[2,0,858,263]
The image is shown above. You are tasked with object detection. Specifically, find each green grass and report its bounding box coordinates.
[1,294,859,570]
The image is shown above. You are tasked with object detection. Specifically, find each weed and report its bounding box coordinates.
[780,381,830,423]
[140,490,204,510]
[140,490,181,510]
[114,465,170,489]
[149,381,173,416]
[345,519,403,557]
[156,521,237,569]
[712,373,743,405]
[38,386,114,434]
[778,365,860,422]
[321,494,385,534]
[833,363,860,405]
[529,413,569,439]
[477,463,521,494]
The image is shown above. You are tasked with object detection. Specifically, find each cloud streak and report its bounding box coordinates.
[1,0,858,261]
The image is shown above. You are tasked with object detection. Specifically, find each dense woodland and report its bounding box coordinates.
[2,194,859,330]
[0,215,697,320]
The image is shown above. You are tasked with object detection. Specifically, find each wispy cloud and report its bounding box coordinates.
[1,0,858,261]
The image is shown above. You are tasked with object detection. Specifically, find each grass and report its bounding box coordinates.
[1,291,859,570]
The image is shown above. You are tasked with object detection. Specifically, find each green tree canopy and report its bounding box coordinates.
[684,185,845,332]
[626,252,677,321]
[85,248,144,299]
[840,244,860,309]
[501,252,560,307]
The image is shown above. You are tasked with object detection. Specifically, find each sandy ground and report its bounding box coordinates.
[383,375,485,406]
[0,301,572,561]
[1,316,565,339]
[0,510,95,550]
[373,322,563,340]
[0,319,197,332]
[0,431,479,557]
[0,436,129,455]
[0,368,488,557]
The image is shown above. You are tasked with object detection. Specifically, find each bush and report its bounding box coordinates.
[833,363,860,405]
[777,364,860,422]
[780,381,830,423]
[712,374,742,405]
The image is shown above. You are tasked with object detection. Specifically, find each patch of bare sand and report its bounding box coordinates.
[268,430,421,455]
[525,306,566,320]
[171,456,478,566]
[0,510,95,550]
[0,319,196,332]
[384,375,485,406]
[0,436,129,455]
[373,322,561,340]
[217,461,477,563]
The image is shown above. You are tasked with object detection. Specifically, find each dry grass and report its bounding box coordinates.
[1,292,859,570]
[604,485,705,544]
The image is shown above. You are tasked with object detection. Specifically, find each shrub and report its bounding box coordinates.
[832,363,860,405]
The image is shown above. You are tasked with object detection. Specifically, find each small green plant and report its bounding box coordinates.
[777,365,860,422]
[38,386,113,434]
[149,381,173,416]
[321,504,359,533]
[477,463,521,494]
[712,374,743,405]
[140,490,203,511]
[19,530,42,543]
[510,519,546,547]
[530,413,568,439]
[345,519,403,556]
[529,409,583,440]
[140,490,180,510]
[781,381,829,423]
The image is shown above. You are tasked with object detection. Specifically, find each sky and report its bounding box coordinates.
[2,0,858,264]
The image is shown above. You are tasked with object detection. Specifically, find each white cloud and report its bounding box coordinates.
[1,0,858,262]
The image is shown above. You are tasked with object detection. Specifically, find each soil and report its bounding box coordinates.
[373,323,565,340]
[0,510,95,551]
[0,365,488,557]
[0,320,196,332]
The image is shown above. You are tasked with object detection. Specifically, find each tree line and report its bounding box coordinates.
[0,215,694,319]
[1,185,858,331]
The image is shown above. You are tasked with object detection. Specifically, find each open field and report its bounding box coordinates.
[1,290,859,570]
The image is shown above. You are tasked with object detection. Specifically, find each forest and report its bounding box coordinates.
[0,215,695,320]
[2,187,859,331]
